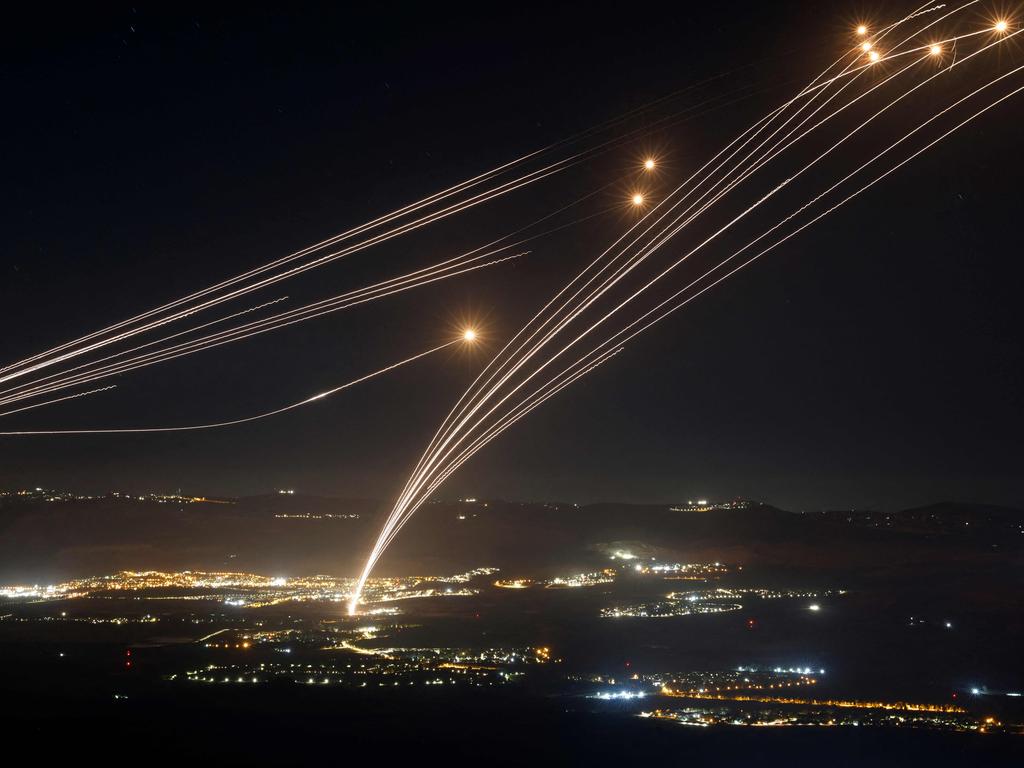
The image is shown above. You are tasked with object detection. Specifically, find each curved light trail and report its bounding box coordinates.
[0,339,463,436]
[348,5,1023,613]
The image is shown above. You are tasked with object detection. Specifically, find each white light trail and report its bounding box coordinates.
[0,82,761,388]
[0,340,461,436]
[348,3,1021,613]
[0,385,118,420]
[379,4,946,538]
[0,251,525,409]
[391,1,957,496]
[0,188,616,411]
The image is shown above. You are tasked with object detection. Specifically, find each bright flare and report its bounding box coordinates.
[994,20,1009,33]
[856,25,868,36]
[861,42,872,51]
[644,158,655,171]
[632,193,645,206]
[463,329,477,342]
[868,50,880,62]
[929,44,942,56]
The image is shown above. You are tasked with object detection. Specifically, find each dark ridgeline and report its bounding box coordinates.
[2,491,1020,580]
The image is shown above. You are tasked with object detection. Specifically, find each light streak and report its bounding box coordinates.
[420,0,967,457]
[372,10,945,557]
[0,191,615,411]
[3,18,932,406]
[0,385,117,419]
[0,113,624,382]
[347,345,622,612]
[360,29,854,585]
[0,340,459,436]
[0,80,769,387]
[0,251,524,410]
[500,8,1011,407]
[349,3,1021,611]
[376,41,870,548]
[0,158,574,388]
[4,5,940,412]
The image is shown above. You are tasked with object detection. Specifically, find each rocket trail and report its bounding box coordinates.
[0,385,118,420]
[0,174,629,412]
[348,4,1021,613]
[0,159,572,388]
[504,60,1024,453]
[0,340,460,436]
[0,252,524,410]
[379,18,919,526]
[427,7,1007,452]
[353,346,625,606]
[0,196,616,411]
[0,79,769,388]
[384,2,959,500]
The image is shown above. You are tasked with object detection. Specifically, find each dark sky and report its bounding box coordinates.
[1,2,1021,511]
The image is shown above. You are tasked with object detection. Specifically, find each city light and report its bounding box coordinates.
[593,690,646,700]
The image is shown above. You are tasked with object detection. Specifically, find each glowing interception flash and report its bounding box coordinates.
[856,25,868,36]
[643,158,655,171]
[868,50,880,62]
[994,19,1009,33]
[632,193,645,206]
[929,43,942,56]
[463,329,477,342]
[861,42,872,52]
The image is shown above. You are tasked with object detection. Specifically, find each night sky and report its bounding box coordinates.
[2,2,1021,511]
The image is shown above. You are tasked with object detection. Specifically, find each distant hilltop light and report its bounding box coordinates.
[278,489,295,495]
